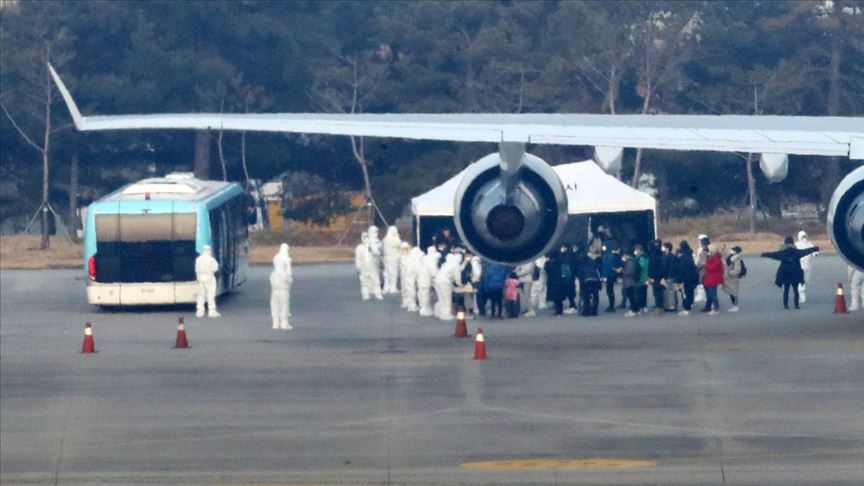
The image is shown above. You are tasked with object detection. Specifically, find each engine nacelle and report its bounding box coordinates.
[827,165,864,271]
[454,152,568,265]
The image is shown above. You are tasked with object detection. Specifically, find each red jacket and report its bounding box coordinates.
[703,253,725,288]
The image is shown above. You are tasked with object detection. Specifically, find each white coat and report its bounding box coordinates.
[382,226,402,294]
[270,246,293,330]
[354,233,372,300]
[367,226,383,299]
[796,232,817,302]
[531,256,548,310]
[417,246,440,316]
[848,266,864,311]
[273,243,291,275]
[195,246,220,317]
[434,253,462,320]
[516,261,536,315]
[401,246,423,312]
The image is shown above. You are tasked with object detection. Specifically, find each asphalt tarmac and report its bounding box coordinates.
[1,256,862,485]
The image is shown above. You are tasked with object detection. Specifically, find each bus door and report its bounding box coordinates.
[209,207,232,292]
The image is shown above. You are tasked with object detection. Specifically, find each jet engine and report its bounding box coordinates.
[827,165,864,271]
[454,151,568,265]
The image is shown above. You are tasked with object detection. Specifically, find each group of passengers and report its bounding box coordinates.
[350,223,864,320]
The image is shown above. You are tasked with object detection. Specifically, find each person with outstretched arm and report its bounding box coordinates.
[761,236,820,310]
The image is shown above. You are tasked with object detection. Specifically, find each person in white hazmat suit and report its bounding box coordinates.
[848,265,864,312]
[354,232,373,300]
[400,243,422,311]
[367,226,384,300]
[269,243,293,330]
[516,260,537,317]
[417,245,440,316]
[195,245,220,317]
[795,230,817,303]
[398,242,412,308]
[434,252,463,320]
[405,246,425,312]
[468,254,483,316]
[531,255,548,311]
[382,226,402,294]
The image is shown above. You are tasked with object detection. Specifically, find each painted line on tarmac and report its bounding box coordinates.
[460,458,656,470]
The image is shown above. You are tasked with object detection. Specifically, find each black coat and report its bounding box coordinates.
[761,245,819,286]
[673,249,699,285]
[544,255,565,300]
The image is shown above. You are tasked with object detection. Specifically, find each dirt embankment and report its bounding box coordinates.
[0,236,353,270]
[660,232,833,255]
[0,233,834,270]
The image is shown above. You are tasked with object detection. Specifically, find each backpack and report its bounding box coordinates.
[738,259,747,278]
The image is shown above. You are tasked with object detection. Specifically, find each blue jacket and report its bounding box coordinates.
[482,263,508,291]
[600,251,621,280]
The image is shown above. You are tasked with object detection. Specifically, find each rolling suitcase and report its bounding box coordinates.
[664,285,678,311]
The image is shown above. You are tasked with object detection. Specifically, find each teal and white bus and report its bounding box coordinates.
[83,173,250,305]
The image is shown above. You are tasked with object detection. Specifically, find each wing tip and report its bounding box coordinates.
[47,63,84,131]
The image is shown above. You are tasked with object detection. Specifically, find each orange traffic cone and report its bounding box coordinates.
[174,317,189,348]
[473,327,487,360]
[454,306,470,338]
[81,322,95,353]
[834,283,848,314]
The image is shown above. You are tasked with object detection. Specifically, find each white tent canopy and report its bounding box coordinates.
[411,160,656,217]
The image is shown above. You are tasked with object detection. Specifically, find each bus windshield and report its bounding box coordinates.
[94,213,197,283]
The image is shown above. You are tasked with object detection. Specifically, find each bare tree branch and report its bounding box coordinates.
[1,102,45,154]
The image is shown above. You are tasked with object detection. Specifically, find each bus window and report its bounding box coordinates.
[94,213,197,283]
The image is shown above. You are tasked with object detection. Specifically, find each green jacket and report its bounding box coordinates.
[634,253,649,285]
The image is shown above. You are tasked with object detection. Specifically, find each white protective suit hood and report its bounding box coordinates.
[368,226,379,239]
[361,232,369,245]
[385,226,399,240]
[798,230,808,242]
[202,245,212,255]
[274,243,291,267]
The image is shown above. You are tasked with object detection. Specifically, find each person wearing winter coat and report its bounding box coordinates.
[600,244,621,312]
[795,230,818,303]
[382,226,402,294]
[703,244,725,315]
[761,237,820,309]
[560,245,578,314]
[647,239,665,309]
[504,272,521,318]
[621,252,639,317]
[673,241,700,315]
[633,245,650,313]
[577,251,602,316]
[722,246,744,312]
[544,251,567,316]
[482,262,508,319]
[848,265,864,312]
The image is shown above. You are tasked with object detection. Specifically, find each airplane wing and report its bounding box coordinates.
[50,64,864,159]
